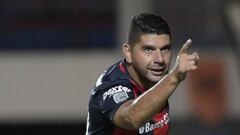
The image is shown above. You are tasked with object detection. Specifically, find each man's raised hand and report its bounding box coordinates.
[171,39,200,82]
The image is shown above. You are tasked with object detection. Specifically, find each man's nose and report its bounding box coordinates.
[153,51,164,64]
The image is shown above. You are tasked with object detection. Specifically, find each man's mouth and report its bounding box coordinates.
[149,68,164,76]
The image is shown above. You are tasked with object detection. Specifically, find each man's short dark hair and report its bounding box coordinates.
[128,13,171,46]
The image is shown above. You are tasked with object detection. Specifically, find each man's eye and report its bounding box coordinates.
[161,47,171,52]
[144,48,153,53]
[161,48,169,52]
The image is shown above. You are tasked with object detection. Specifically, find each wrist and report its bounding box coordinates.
[168,69,185,84]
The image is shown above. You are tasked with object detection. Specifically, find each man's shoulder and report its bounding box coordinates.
[88,79,134,111]
[91,79,133,97]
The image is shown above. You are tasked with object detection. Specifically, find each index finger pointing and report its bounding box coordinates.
[179,39,192,54]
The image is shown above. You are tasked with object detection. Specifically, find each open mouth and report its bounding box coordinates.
[149,68,164,76]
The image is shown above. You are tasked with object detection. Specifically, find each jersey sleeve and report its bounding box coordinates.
[98,82,134,122]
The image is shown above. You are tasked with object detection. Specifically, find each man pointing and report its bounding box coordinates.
[86,13,200,135]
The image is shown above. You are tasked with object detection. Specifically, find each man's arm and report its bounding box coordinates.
[113,39,199,129]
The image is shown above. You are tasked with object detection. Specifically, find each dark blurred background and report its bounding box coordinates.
[0,0,240,134]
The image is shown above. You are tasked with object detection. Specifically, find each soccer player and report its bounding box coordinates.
[86,13,199,135]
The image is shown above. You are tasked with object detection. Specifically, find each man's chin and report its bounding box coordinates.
[145,71,168,87]
[147,76,163,84]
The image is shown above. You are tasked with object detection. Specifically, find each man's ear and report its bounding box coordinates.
[122,43,132,63]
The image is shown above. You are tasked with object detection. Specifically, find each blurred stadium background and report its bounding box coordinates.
[0,0,239,134]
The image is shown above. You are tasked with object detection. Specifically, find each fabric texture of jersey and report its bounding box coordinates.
[86,59,170,135]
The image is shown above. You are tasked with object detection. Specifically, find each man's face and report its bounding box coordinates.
[130,34,172,85]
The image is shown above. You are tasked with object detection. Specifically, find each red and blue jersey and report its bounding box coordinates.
[86,59,170,135]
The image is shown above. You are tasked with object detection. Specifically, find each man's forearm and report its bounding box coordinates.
[127,72,180,127]
[114,71,180,129]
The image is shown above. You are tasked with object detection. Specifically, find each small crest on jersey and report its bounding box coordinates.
[113,91,129,103]
[139,127,145,134]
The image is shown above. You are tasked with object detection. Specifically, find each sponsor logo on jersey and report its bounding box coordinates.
[103,85,131,101]
[138,113,169,134]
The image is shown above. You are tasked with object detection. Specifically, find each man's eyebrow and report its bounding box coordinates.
[165,44,172,48]
[141,44,171,49]
[163,44,171,47]
[141,45,156,50]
